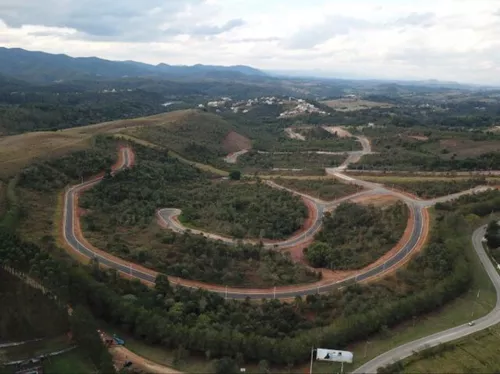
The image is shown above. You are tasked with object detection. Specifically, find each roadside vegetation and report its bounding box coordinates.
[272,177,362,200]
[380,325,500,374]
[386,177,490,198]
[237,150,344,173]
[305,202,408,270]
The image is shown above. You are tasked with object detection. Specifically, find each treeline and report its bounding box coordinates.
[0,197,476,368]
[18,135,117,191]
[305,202,408,270]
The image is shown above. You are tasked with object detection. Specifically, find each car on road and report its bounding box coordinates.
[468,321,475,326]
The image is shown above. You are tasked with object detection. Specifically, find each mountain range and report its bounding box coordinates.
[0,47,267,83]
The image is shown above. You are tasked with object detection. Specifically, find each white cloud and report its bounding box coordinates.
[0,0,500,84]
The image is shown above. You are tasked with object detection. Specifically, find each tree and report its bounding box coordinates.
[214,357,239,374]
[155,274,172,295]
[69,306,115,373]
[229,170,241,181]
[486,220,500,249]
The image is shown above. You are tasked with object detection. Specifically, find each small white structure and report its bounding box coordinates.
[316,348,353,363]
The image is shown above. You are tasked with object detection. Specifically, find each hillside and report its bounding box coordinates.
[122,110,251,164]
[0,47,266,83]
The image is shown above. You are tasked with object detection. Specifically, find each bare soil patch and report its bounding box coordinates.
[408,135,429,141]
[351,194,400,207]
[322,126,352,138]
[222,130,252,153]
[438,139,500,158]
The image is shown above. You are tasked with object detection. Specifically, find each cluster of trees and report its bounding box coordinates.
[95,230,320,287]
[390,178,489,199]
[436,190,500,217]
[272,178,361,201]
[305,202,408,270]
[0,193,478,369]
[18,135,117,191]
[486,221,500,264]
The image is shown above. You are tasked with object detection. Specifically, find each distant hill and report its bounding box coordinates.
[0,47,267,83]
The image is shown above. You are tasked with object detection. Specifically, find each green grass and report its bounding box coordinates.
[43,349,95,374]
[397,324,500,373]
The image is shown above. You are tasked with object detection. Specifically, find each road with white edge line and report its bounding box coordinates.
[59,131,500,371]
[354,225,500,373]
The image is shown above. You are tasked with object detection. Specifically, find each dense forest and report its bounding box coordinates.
[305,202,408,270]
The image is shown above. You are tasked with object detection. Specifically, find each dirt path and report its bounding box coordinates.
[285,127,306,141]
[111,346,182,374]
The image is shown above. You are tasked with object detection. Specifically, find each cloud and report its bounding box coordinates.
[0,0,241,40]
[283,16,371,49]
[392,12,436,27]
[1,0,500,84]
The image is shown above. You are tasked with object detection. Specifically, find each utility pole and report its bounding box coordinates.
[364,341,371,358]
[273,286,276,299]
[309,347,315,374]
[225,285,228,300]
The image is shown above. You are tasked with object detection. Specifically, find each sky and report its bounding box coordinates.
[1,0,500,84]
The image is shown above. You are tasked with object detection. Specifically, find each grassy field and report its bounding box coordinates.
[42,349,95,374]
[321,98,393,111]
[113,133,229,176]
[271,177,362,200]
[0,110,196,179]
[394,324,500,373]
[121,110,249,166]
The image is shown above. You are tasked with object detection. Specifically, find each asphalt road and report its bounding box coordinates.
[63,147,429,299]
[353,225,500,373]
